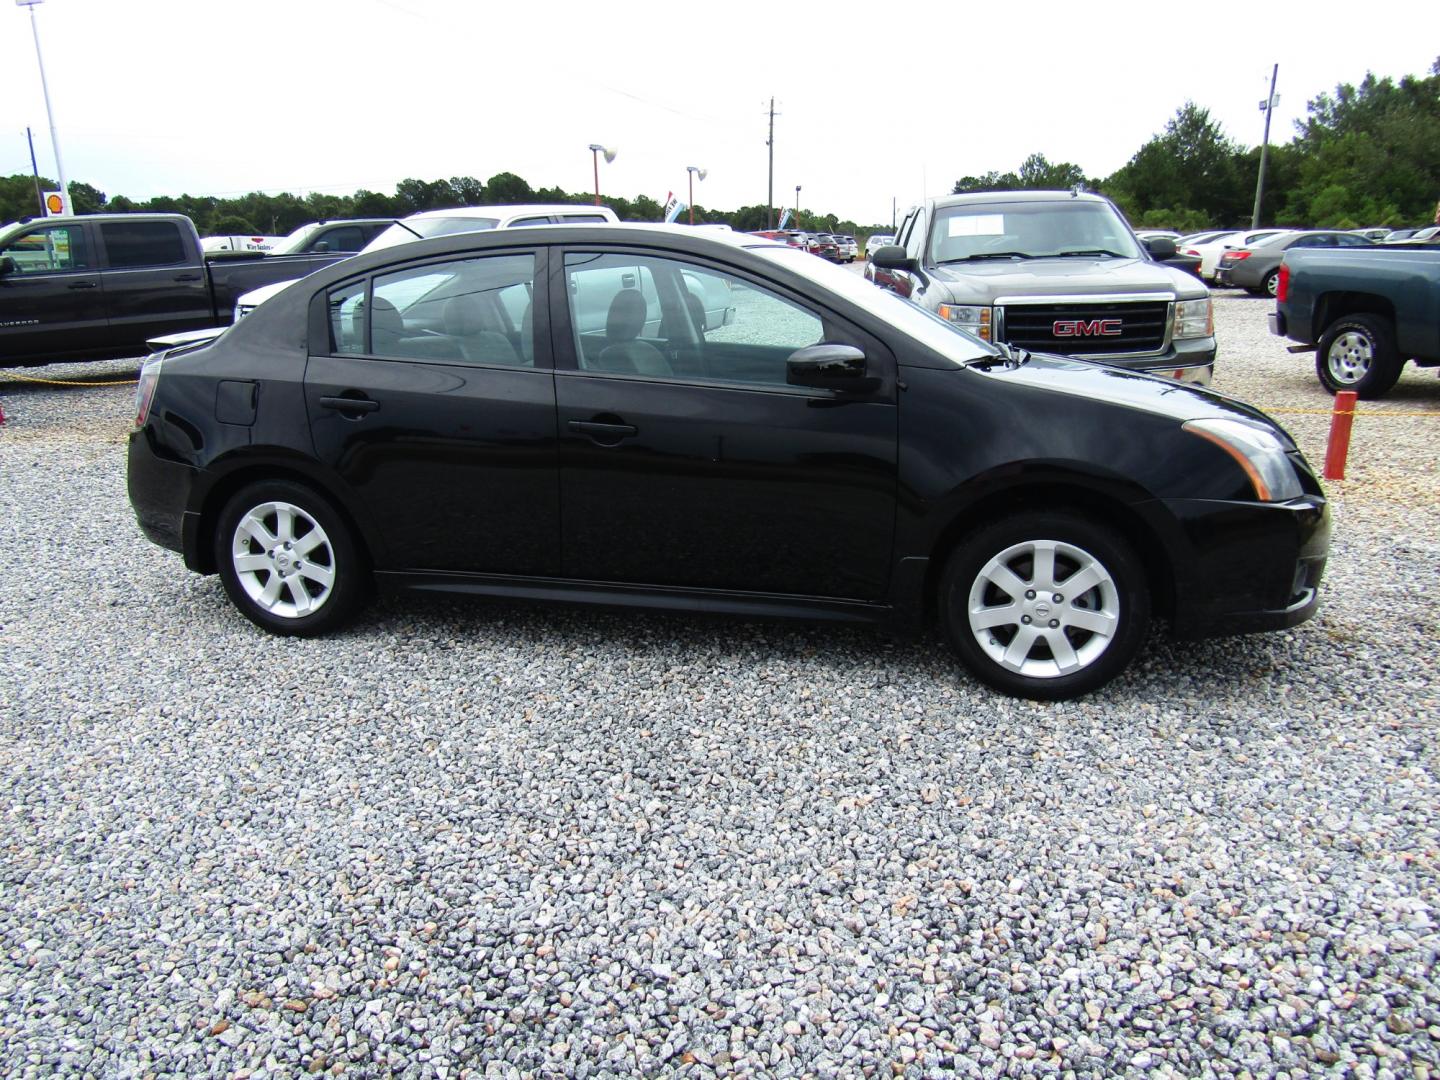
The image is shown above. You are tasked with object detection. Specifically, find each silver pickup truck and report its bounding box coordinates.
[868,191,1216,384]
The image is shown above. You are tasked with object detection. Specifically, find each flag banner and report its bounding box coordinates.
[777,208,792,229]
[664,197,688,224]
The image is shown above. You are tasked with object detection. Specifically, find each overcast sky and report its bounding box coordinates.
[4,0,1437,225]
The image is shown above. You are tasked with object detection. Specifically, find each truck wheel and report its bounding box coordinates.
[1315,313,1403,399]
[215,479,368,636]
[938,512,1150,700]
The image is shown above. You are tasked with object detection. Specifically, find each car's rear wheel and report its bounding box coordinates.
[1263,270,1280,297]
[1315,313,1403,399]
[214,479,367,636]
[939,512,1150,700]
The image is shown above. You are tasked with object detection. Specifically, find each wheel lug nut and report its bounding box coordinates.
[1053,594,1063,603]
[1049,619,1060,628]
[1025,590,1036,600]
[1021,615,1032,624]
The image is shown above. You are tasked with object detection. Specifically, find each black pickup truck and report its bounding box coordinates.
[1271,246,1440,398]
[0,213,359,365]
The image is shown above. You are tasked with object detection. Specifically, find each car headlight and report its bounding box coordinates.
[1174,297,1213,340]
[1183,417,1303,501]
[936,303,992,341]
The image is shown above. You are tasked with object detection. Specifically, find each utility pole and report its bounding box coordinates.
[766,97,776,229]
[26,127,44,216]
[892,196,896,231]
[1252,63,1279,230]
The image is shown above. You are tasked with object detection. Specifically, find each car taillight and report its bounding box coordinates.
[1227,251,1252,261]
[134,358,162,428]
[1277,263,1289,302]
[1183,248,1199,256]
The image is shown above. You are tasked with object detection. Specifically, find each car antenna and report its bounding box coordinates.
[391,219,424,239]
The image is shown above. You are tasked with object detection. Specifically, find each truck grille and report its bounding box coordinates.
[1000,300,1170,355]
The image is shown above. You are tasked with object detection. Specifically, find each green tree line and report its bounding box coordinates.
[0,168,868,241]
[954,58,1440,231]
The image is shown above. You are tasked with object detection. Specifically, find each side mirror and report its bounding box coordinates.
[1143,236,1177,259]
[312,241,330,253]
[0,255,15,277]
[870,245,915,272]
[787,343,873,391]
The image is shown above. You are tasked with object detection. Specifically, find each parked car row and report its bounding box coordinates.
[749,230,857,262]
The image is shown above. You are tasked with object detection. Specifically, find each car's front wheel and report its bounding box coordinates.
[939,512,1150,700]
[214,479,367,636]
[1315,313,1403,399]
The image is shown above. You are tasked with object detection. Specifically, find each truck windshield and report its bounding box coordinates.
[364,216,502,253]
[930,201,1142,264]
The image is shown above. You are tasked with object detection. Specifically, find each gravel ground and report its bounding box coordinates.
[1,291,1438,1079]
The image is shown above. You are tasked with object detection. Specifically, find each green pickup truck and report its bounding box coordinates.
[1271,246,1440,398]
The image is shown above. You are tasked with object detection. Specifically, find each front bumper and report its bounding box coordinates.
[1161,494,1331,639]
[1101,335,1217,386]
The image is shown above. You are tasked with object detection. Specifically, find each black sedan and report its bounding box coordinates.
[128,225,1330,699]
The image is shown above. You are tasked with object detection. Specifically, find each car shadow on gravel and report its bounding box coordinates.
[355,590,1311,708]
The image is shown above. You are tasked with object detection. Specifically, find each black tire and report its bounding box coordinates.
[939,512,1150,700]
[1315,313,1403,399]
[214,479,367,636]
[1263,270,1280,297]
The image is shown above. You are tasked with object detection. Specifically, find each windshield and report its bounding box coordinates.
[267,223,321,256]
[748,245,999,364]
[363,216,502,254]
[929,201,1143,263]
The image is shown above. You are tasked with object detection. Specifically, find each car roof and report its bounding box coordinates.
[402,204,619,221]
[929,190,1109,209]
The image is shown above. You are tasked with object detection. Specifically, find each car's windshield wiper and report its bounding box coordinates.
[1050,249,1130,258]
[940,251,1036,262]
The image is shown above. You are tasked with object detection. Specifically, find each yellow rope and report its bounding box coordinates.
[1263,408,1440,417]
[0,373,138,387]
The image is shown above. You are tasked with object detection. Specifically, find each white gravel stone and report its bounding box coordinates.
[1,293,1438,1078]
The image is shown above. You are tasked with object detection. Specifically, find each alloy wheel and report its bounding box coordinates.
[1326,331,1373,386]
[966,538,1120,679]
[230,500,337,619]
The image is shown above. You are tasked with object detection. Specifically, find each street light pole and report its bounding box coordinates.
[588,144,616,207]
[687,165,706,226]
[795,185,800,228]
[18,0,70,216]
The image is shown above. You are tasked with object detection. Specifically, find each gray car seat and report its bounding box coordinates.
[597,290,670,376]
[443,296,520,366]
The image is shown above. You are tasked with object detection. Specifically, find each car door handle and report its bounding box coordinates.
[319,395,380,414]
[174,272,202,282]
[67,280,98,290]
[568,419,637,438]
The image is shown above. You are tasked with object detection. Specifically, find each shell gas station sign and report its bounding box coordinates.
[43,191,65,216]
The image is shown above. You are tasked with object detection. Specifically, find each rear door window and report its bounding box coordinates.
[329,254,537,367]
[100,221,187,268]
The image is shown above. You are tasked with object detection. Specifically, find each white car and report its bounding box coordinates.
[865,234,895,258]
[233,204,620,320]
[1190,229,1285,283]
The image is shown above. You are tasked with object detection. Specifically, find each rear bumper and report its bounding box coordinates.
[127,430,201,563]
[1160,494,1331,639]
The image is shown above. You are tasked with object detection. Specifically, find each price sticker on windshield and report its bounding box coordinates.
[948,214,1004,237]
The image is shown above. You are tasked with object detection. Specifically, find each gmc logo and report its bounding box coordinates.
[1053,318,1123,337]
